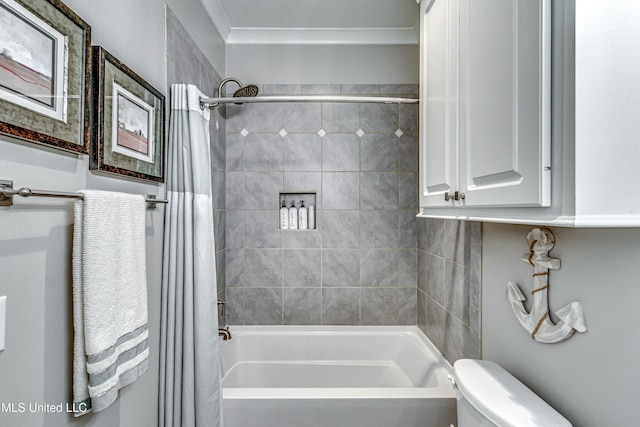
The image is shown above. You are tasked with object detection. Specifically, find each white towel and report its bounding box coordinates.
[72,190,149,416]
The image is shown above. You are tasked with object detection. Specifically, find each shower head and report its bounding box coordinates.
[232,84,259,98]
[215,78,259,107]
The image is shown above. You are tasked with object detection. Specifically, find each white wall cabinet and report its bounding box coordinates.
[419,0,551,209]
[419,0,640,227]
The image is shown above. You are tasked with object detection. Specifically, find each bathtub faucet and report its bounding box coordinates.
[218,326,232,341]
[217,300,231,340]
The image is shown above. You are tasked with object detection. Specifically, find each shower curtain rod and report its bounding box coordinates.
[200,95,419,108]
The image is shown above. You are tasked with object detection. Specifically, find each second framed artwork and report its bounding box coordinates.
[91,46,164,182]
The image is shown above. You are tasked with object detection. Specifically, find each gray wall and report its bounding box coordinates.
[224,84,419,326]
[482,224,640,427]
[226,45,419,85]
[480,4,640,426]
[0,1,224,426]
[416,219,481,364]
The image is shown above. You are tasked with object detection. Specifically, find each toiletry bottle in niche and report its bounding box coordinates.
[308,204,315,229]
[298,200,308,229]
[280,199,289,229]
[288,201,298,229]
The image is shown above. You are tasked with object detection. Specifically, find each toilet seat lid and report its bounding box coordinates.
[453,359,572,427]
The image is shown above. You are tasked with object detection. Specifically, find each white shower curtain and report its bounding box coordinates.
[160,84,223,427]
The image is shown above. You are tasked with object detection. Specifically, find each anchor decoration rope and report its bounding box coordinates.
[506,228,587,344]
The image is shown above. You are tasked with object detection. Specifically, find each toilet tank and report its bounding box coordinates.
[452,359,572,427]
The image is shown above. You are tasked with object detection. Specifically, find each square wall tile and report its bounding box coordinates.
[244,210,282,248]
[361,104,398,133]
[284,103,322,132]
[244,172,282,209]
[361,134,398,171]
[361,288,397,325]
[322,103,360,133]
[322,134,360,171]
[244,133,283,171]
[360,210,398,248]
[361,172,398,210]
[323,172,360,209]
[244,103,283,133]
[322,249,360,287]
[245,288,282,325]
[322,210,359,248]
[284,288,321,325]
[360,250,398,287]
[244,249,283,287]
[284,134,322,171]
[322,288,360,325]
[284,249,321,287]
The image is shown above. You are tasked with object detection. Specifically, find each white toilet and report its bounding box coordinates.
[452,359,572,427]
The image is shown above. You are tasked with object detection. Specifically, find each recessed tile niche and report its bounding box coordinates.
[279,192,316,230]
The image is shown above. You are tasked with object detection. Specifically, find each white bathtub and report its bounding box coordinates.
[220,326,457,427]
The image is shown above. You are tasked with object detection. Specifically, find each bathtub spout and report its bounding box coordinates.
[218,326,232,341]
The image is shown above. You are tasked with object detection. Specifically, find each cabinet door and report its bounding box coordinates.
[458,0,551,207]
[419,0,459,207]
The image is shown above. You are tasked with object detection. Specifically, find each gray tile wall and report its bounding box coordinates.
[224,84,419,326]
[166,9,227,320]
[417,218,482,364]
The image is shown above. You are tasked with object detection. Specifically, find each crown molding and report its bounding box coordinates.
[225,27,419,45]
[200,0,231,40]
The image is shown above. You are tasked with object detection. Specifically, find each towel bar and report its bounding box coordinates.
[0,179,168,209]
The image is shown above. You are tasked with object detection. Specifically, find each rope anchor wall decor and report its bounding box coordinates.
[506,227,587,344]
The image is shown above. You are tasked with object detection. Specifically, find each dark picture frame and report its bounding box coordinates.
[91,46,164,182]
[0,0,91,153]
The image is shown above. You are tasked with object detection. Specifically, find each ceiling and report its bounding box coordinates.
[201,0,420,45]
